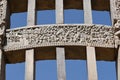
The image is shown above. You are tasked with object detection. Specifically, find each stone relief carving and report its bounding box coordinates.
[114,20,120,35]
[0,0,7,24]
[114,20,120,29]
[115,0,120,18]
[113,0,120,46]
[0,24,5,46]
[0,0,7,48]
[4,24,114,51]
[114,20,120,47]
[111,0,120,19]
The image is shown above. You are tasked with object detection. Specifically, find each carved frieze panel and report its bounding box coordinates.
[4,24,114,51]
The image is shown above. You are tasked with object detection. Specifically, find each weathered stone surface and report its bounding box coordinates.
[0,0,7,24]
[4,24,114,51]
[0,0,117,64]
[2,24,116,63]
[110,0,120,21]
[9,0,110,13]
[0,0,8,48]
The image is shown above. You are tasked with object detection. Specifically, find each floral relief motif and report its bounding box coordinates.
[4,24,115,51]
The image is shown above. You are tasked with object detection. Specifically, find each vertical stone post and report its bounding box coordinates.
[83,0,92,24]
[25,49,35,80]
[83,0,98,80]
[117,46,120,80]
[55,0,66,80]
[86,46,98,80]
[27,0,36,25]
[25,0,36,80]
[110,0,120,26]
[0,50,5,80]
[0,0,10,80]
[56,47,66,80]
[110,0,120,80]
[56,0,64,24]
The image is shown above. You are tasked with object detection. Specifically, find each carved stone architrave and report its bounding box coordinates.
[4,24,115,51]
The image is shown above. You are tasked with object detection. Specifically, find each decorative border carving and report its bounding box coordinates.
[4,24,115,51]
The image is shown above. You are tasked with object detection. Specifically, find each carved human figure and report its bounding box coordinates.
[115,20,120,29]
[114,20,120,38]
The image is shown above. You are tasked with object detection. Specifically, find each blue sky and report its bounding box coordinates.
[6,10,116,80]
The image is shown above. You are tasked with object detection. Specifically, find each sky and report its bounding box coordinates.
[6,10,116,80]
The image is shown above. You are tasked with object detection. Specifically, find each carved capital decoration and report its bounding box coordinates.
[4,24,115,51]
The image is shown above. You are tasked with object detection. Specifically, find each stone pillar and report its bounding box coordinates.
[55,0,66,80]
[0,0,10,29]
[0,50,5,80]
[25,0,36,80]
[83,0,98,80]
[56,47,66,80]
[110,0,120,80]
[0,0,10,79]
[25,49,35,80]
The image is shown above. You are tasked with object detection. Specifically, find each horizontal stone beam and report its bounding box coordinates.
[4,24,115,51]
